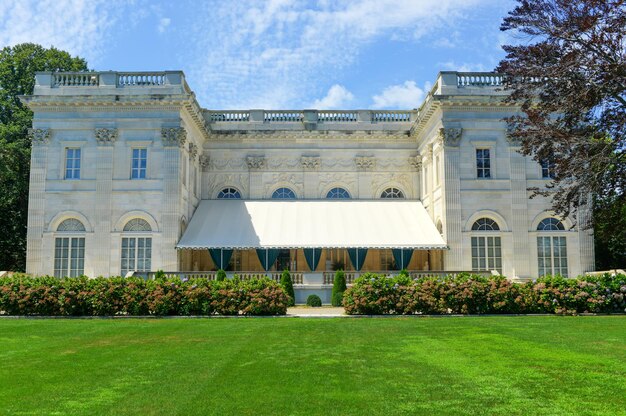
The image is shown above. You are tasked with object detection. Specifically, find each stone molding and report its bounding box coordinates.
[439,127,463,147]
[355,156,376,171]
[188,142,198,160]
[28,128,51,145]
[246,156,266,170]
[161,127,187,147]
[199,154,210,171]
[301,156,321,170]
[94,128,118,145]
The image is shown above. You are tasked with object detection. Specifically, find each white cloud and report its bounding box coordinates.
[0,0,125,65]
[439,61,489,72]
[370,81,425,109]
[311,84,354,109]
[157,17,171,33]
[185,0,487,108]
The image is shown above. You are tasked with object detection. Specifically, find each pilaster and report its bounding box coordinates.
[441,146,463,270]
[93,128,117,276]
[25,128,50,275]
[509,146,530,278]
[160,127,185,270]
[247,156,266,199]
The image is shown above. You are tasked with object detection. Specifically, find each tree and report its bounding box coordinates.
[0,43,88,272]
[331,269,346,306]
[280,269,295,306]
[496,0,625,233]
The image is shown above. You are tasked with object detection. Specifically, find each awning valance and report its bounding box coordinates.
[177,200,447,250]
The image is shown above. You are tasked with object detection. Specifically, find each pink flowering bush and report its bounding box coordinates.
[343,273,626,315]
[0,275,288,316]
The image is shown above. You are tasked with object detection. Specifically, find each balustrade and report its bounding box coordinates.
[117,73,166,86]
[456,73,503,87]
[264,111,303,122]
[209,111,250,122]
[318,111,358,122]
[53,73,99,86]
[372,111,412,122]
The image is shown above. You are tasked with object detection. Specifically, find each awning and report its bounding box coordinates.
[177,200,447,250]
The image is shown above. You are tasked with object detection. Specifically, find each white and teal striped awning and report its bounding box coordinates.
[177,200,447,250]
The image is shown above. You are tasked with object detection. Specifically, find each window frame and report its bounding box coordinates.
[64,147,81,180]
[380,187,405,199]
[475,147,492,179]
[131,148,148,179]
[326,187,351,199]
[271,187,297,199]
[120,218,153,276]
[540,159,556,179]
[217,187,242,199]
[54,218,86,278]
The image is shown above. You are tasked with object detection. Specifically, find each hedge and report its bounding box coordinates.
[0,275,289,316]
[343,272,626,315]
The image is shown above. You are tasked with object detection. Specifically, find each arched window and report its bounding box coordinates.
[537,218,564,231]
[121,218,152,276]
[272,187,296,199]
[326,187,351,199]
[470,217,501,273]
[123,218,152,232]
[380,187,405,199]
[471,218,500,231]
[54,219,86,278]
[537,218,567,277]
[217,187,242,199]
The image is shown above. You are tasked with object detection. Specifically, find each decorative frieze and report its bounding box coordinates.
[199,154,210,171]
[28,128,51,145]
[439,127,463,147]
[408,155,422,170]
[246,156,266,170]
[188,142,198,160]
[355,156,376,171]
[161,127,186,147]
[301,156,321,170]
[94,128,118,145]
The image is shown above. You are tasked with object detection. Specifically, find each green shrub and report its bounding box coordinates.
[216,269,227,281]
[306,294,322,307]
[154,270,166,280]
[280,269,295,306]
[331,270,347,306]
[0,275,289,316]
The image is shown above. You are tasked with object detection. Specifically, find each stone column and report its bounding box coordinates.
[577,201,595,274]
[93,128,117,276]
[160,127,186,271]
[440,128,463,270]
[508,140,531,278]
[355,156,375,198]
[25,128,50,275]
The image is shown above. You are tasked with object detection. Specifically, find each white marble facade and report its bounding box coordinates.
[21,71,595,279]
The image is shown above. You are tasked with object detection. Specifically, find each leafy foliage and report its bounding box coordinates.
[216,269,227,281]
[0,275,289,316]
[331,269,347,306]
[0,44,88,271]
[496,0,626,230]
[280,269,295,306]
[343,272,626,315]
[306,294,322,307]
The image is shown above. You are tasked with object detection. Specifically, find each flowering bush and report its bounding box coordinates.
[343,273,626,315]
[0,275,288,316]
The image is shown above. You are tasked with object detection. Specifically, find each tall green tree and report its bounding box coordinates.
[496,0,625,268]
[0,43,87,271]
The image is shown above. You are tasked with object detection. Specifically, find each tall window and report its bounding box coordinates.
[537,218,567,277]
[476,148,491,178]
[131,148,147,179]
[65,148,81,179]
[218,187,241,199]
[471,218,502,273]
[326,187,351,199]
[121,218,152,276]
[272,187,296,199]
[54,218,86,278]
[435,155,440,186]
[541,160,556,179]
[380,187,405,199]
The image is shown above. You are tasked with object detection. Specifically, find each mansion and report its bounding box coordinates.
[21,70,595,298]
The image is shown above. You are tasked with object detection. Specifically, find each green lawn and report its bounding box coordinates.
[0,317,625,416]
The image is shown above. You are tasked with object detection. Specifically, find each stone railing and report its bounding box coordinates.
[456,73,504,87]
[209,111,250,122]
[372,111,412,122]
[318,111,358,122]
[117,72,166,86]
[53,72,99,87]
[264,111,304,122]
[322,270,494,284]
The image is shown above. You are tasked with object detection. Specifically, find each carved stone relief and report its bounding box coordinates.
[371,173,414,198]
[94,128,118,145]
[439,127,463,147]
[161,127,186,147]
[267,157,300,170]
[199,154,210,171]
[246,156,267,170]
[188,143,198,160]
[355,156,376,171]
[301,156,321,170]
[28,128,50,145]
[318,173,357,196]
[205,173,249,198]
[408,155,422,170]
[263,172,304,196]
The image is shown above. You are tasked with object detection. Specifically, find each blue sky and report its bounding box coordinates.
[0,0,516,109]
